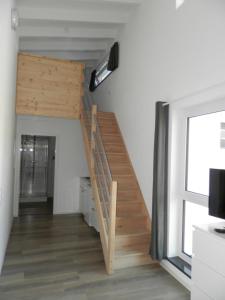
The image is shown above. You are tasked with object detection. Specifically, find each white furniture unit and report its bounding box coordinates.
[79,177,99,232]
[192,223,225,300]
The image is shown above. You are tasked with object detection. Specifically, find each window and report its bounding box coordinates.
[187,111,225,196]
[168,101,225,269]
[89,42,119,92]
[221,123,225,149]
[95,60,111,87]
[182,110,225,260]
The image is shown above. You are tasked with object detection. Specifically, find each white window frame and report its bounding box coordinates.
[167,85,225,265]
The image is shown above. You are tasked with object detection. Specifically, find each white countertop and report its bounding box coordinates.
[193,222,225,243]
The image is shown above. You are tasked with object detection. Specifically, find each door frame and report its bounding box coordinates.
[14,132,58,217]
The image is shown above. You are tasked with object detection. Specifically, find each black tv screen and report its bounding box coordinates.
[209,169,225,219]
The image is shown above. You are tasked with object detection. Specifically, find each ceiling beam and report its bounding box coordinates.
[19,38,112,51]
[18,7,130,24]
[18,26,118,39]
[17,0,142,7]
[22,50,104,62]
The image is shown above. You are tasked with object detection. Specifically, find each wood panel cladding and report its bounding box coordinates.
[16,53,84,119]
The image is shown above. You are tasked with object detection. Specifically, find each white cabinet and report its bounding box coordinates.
[192,223,225,300]
[79,177,99,232]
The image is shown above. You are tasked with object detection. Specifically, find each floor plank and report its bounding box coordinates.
[0,214,190,300]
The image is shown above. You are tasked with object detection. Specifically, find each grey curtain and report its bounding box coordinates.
[150,101,169,261]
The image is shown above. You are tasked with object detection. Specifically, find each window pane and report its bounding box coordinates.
[187,111,225,195]
[95,60,112,87]
[183,201,218,256]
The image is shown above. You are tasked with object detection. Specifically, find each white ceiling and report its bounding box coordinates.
[16,0,142,68]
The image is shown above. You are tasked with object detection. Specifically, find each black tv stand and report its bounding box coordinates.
[214,227,225,234]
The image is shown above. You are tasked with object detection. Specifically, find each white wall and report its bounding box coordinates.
[93,0,225,215]
[0,1,18,273]
[14,116,89,216]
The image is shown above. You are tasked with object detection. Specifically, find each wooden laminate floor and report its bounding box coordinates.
[0,214,190,300]
[19,198,53,216]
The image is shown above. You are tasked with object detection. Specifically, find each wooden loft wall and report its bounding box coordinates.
[16,53,84,119]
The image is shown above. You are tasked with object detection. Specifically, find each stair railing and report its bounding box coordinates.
[81,89,117,274]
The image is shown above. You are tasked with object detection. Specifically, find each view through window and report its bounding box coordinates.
[183,110,225,257]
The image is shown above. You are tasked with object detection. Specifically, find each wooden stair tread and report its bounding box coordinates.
[117,198,141,203]
[115,233,150,246]
[116,216,148,231]
[116,211,147,217]
[116,226,148,235]
[116,182,138,188]
[101,134,123,142]
[116,202,145,215]
[109,162,131,167]
[116,216,147,221]
[114,254,153,270]
[112,172,134,177]
[117,183,138,188]
[117,191,139,198]
[115,233,150,250]
[97,111,115,116]
[116,227,149,236]
[117,199,141,203]
[116,201,144,206]
[106,154,129,163]
[115,230,150,237]
[115,246,149,257]
[98,121,118,126]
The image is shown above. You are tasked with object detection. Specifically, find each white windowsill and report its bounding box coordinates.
[160,259,192,291]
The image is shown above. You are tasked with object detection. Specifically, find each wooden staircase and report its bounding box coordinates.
[81,103,153,274]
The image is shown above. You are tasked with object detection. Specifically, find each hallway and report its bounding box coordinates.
[19,198,53,216]
[0,215,190,300]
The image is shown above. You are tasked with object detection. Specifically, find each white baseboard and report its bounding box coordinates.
[160,259,192,291]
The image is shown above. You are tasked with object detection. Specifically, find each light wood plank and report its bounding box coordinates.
[16,53,84,119]
[108,181,117,274]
